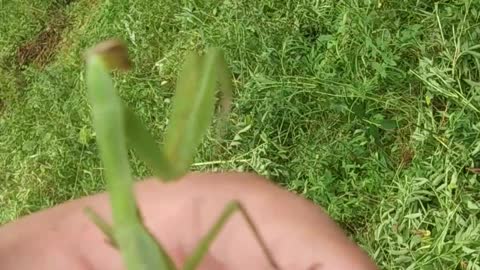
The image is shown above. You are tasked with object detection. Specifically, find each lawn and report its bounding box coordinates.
[1,0,480,269]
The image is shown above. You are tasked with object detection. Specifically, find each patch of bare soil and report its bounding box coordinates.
[16,13,67,68]
[16,0,77,68]
[0,1,77,115]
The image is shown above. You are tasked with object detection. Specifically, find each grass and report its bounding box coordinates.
[1,0,480,269]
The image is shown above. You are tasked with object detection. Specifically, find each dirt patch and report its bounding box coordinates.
[16,1,76,68]
[0,1,77,115]
[17,15,66,67]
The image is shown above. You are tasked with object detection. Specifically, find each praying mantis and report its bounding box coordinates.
[83,39,281,270]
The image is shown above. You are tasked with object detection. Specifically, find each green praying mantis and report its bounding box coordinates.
[84,39,281,270]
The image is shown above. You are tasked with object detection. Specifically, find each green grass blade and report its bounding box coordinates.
[163,51,219,177]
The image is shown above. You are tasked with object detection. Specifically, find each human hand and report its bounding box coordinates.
[0,172,377,270]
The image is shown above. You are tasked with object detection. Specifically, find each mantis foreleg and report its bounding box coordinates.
[182,200,280,270]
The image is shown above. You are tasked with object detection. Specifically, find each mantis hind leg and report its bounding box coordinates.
[182,200,280,270]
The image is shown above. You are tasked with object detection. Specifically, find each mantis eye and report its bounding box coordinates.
[86,39,132,71]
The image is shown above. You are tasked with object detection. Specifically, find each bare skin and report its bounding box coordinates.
[0,172,378,270]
